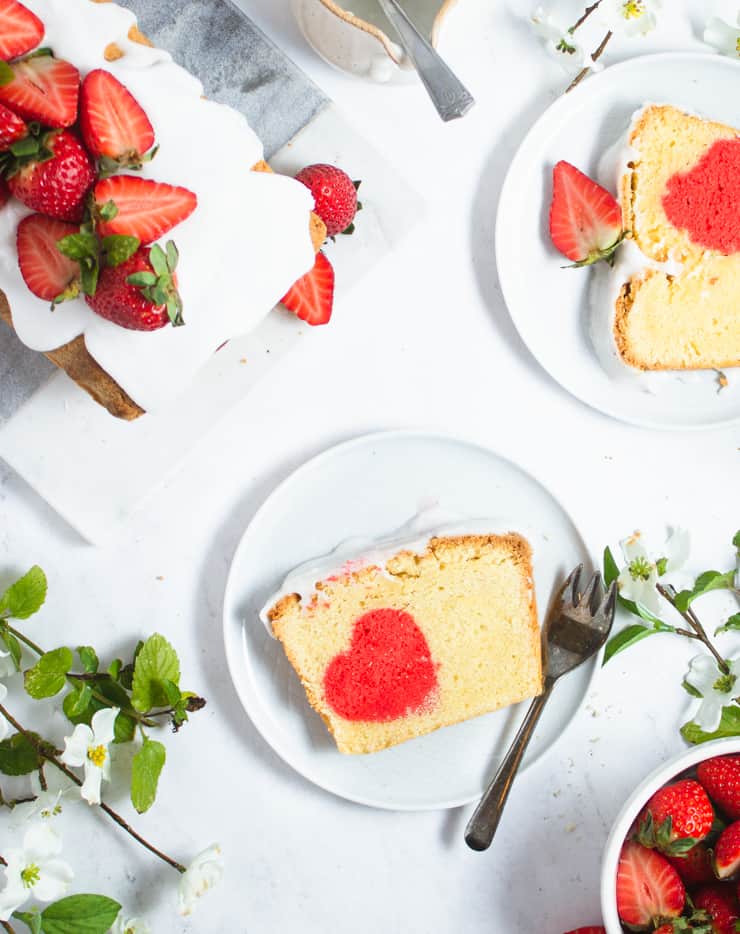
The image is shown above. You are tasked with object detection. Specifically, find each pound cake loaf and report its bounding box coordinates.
[613,104,740,371]
[265,533,542,755]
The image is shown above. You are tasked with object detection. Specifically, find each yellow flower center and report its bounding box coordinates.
[622,0,645,18]
[87,743,107,768]
[21,864,40,888]
[736,36,740,56]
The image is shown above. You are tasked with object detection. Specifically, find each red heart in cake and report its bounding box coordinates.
[662,138,740,255]
[323,608,438,722]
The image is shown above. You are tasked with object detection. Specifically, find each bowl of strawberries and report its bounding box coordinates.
[601,739,740,933]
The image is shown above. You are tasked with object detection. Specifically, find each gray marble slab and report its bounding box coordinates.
[0,0,328,422]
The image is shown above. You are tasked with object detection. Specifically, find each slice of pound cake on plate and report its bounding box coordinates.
[262,531,542,755]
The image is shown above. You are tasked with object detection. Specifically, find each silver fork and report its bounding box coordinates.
[464,565,618,852]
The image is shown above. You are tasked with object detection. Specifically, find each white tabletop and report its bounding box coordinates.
[1,1,738,931]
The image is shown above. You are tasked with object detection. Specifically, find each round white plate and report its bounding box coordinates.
[223,430,594,810]
[496,52,740,431]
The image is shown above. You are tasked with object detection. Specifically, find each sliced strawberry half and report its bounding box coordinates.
[94,175,197,243]
[280,251,334,326]
[0,52,80,128]
[714,821,740,880]
[549,160,624,267]
[616,840,685,930]
[0,0,44,61]
[80,69,156,169]
[0,101,26,151]
[17,213,80,304]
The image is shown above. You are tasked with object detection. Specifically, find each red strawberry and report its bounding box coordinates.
[694,884,740,934]
[79,69,155,169]
[563,928,606,933]
[638,779,715,856]
[6,129,95,222]
[280,250,334,326]
[714,821,740,880]
[0,0,44,61]
[667,843,714,887]
[0,52,80,128]
[698,756,740,820]
[86,242,183,332]
[0,176,9,207]
[549,160,624,266]
[616,841,685,929]
[94,176,197,243]
[295,163,359,238]
[0,102,26,150]
[16,214,80,303]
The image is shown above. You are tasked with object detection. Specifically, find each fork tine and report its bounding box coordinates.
[597,580,618,625]
[563,564,583,605]
[579,571,602,612]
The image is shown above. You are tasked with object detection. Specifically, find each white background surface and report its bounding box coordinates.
[0,0,738,931]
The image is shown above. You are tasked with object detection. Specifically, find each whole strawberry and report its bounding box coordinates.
[667,843,715,887]
[0,103,26,152]
[638,779,714,856]
[6,129,95,222]
[295,163,359,238]
[698,756,740,820]
[694,884,740,934]
[563,928,606,933]
[86,241,183,332]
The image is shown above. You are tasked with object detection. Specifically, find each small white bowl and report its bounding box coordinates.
[291,0,460,83]
[600,738,740,933]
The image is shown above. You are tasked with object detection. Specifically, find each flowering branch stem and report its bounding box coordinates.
[566,30,613,93]
[4,624,43,658]
[0,786,35,809]
[0,702,186,875]
[569,0,604,33]
[1,920,16,933]
[657,584,730,675]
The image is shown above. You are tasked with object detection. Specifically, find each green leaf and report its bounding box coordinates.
[682,705,740,744]
[102,235,139,268]
[56,233,97,262]
[131,634,180,713]
[716,613,740,636]
[0,566,47,619]
[130,738,166,813]
[733,531,740,550]
[1,629,22,670]
[76,646,99,674]
[0,60,13,87]
[160,678,181,707]
[0,732,41,776]
[682,680,703,699]
[63,684,93,719]
[603,624,661,664]
[108,658,122,680]
[24,647,73,699]
[39,894,121,934]
[13,910,42,934]
[675,570,737,613]
[603,546,620,588]
[656,556,668,577]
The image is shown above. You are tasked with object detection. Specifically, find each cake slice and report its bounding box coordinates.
[266,533,542,755]
[613,104,740,371]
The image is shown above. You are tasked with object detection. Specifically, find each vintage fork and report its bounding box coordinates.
[464,565,618,851]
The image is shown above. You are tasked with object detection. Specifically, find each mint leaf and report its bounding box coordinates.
[76,646,99,674]
[675,570,736,612]
[716,613,740,636]
[63,684,92,719]
[39,894,121,934]
[0,732,41,776]
[682,705,740,744]
[0,566,47,619]
[1,630,22,670]
[24,647,73,699]
[131,738,166,813]
[604,624,661,664]
[131,634,180,713]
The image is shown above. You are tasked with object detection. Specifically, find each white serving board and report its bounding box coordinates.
[0,105,424,542]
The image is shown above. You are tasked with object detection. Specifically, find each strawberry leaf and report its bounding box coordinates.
[56,232,98,262]
[165,240,178,272]
[149,244,168,278]
[102,235,139,268]
[126,271,157,287]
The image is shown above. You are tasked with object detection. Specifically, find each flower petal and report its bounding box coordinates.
[80,762,103,806]
[693,697,724,733]
[60,724,93,768]
[32,858,74,903]
[620,531,649,564]
[91,706,119,747]
[177,844,224,917]
[664,528,690,572]
[0,881,28,923]
[704,17,740,57]
[23,822,62,860]
[686,654,719,692]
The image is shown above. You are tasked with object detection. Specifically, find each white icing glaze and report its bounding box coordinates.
[258,506,535,635]
[0,0,316,412]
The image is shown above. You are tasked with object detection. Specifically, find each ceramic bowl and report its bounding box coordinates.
[291,0,460,83]
[600,738,740,933]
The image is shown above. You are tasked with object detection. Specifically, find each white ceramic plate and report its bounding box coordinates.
[496,52,740,431]
[223,430,594,810]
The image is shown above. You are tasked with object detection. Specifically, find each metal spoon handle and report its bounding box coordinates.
[375,0,474,122]
[464,682,554,851]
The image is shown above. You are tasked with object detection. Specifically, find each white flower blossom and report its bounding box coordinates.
[531,6,594,75]
[0,683,7,742]
[0,646,15,679]
[617,528,690,616]
[685,654,740,733]
[60,706,119,805]
[178,844,223,917]
[704,13,740,60]
[9,789,66,829]
[597,0,661,37]
[111,915,151,934]
[0,823,74,921]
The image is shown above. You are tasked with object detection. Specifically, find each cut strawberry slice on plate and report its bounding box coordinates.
[80,69,156,169]
[0,52,80,128]
[281,251,334,326]
[0,101,25,151]
[0,0,44,61]
[549,160,625,267]
[616,840,685,929]
[94,175,197,242]
[16,213,80,304]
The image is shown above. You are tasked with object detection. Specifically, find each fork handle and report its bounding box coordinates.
[464,681,554,851]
